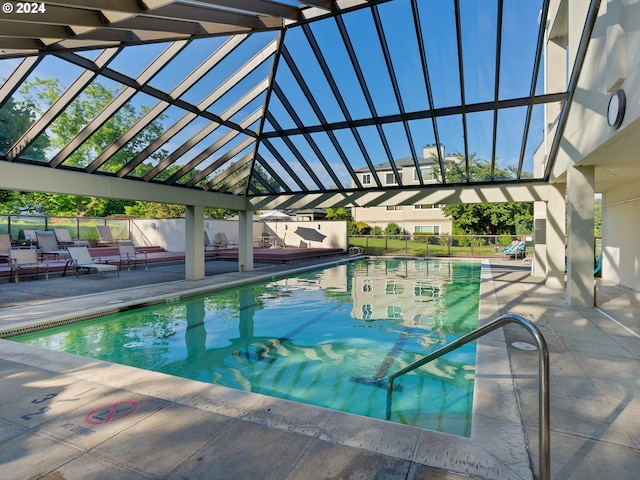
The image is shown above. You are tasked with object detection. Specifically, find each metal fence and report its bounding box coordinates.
[348,234,522,257]
[0,214,130,244]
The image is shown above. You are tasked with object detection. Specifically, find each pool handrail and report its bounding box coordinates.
[386,313,550,480]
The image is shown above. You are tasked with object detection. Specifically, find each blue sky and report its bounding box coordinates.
[0,0,552,191]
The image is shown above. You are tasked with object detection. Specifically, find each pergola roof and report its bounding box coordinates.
[0,0,600,208]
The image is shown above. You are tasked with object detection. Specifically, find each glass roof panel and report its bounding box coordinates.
[460,0,498,105]
[108,42,172,79]
[281,27,345,124]
[75,49,105,61]
[378,0,429,113]
[288,134,341,190]
[205,60,270,115]
[416,0,461,109]
[331,128,377,188]
[499,0,542,100]
[179,33,275,106]
[495,106,527,180]
[466,110,494,182]
[256,143,305,191]
[148,37,230,92]
[227,94,265,125]
[262,136,321,190]
[381,122,413,164]
[407,118,437,160]
[187,138,254,188]
[28,75,126,165]
[356,125,393,169]
[1,55,84,159]
[309,131,353,189]
[524,103,548,179]
[341,7,399,117]
[436,114,466,183]
[269,61,320,127]
[0,0,579,198]
[307,18,371,121]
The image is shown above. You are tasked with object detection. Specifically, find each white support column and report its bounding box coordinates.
[533,201,547,277]
[546,183,566,289]
[238,210,254,272]
[566,166,595,306]
[185,205,205,280]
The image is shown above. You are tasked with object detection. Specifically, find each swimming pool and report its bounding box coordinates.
[11,258,481,436]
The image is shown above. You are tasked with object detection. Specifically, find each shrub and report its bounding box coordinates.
[370,226,383,236]
[383,222,402,235]
[349,221,371,235]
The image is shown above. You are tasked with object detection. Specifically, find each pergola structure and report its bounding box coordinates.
[0,0,609,305]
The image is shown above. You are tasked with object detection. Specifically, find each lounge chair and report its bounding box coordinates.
[9,248,49,283]
[507,241,526,260]
[54,228,90,247]
[0,233,11,262]
[118,241,147,271]
[501,240,520,255]
[35,231,68,260]
[594,253,603,276]
[204,231,219,251]
[96,225,117,245]
[214,232,238,249]
[23,229,38,246]
[65,246,119,278]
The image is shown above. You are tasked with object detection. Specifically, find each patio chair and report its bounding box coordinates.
[35,230,68,260]
[65,246,119,279]
[214,232,238,249]
[9,248,49,283]
[204,231,219,251]
[0,233,11,262]
[23,229,39,246]
[96,225,117,246]
[507,241,526,260]
[54,228,90,247]
[501,240,519,255]
[118,241,147,271]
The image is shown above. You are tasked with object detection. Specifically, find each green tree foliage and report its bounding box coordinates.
[325,207,352,221]
[432,153,534,235]
[384,222,402,235]
[442,202,533,235]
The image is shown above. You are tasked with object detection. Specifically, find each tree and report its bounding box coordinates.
[325,207,352,221]
[442,202,533,235]
[433,153,534,235]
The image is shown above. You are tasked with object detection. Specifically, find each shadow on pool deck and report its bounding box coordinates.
[0,257,639,479]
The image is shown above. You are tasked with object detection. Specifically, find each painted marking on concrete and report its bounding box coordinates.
[20,406,51,421]
[20,393,58,420]
[61,422,96,436]
[85,400,138,425]
[595,308,640,340]
[31,393,58,404]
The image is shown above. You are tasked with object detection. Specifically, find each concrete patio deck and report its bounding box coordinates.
[0,257,638,479]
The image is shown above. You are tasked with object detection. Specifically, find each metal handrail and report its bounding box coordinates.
[386,313,550,480]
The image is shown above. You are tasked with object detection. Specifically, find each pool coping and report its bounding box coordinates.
[0,256,533,479]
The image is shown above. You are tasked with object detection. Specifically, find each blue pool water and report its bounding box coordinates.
[11,258,481,436]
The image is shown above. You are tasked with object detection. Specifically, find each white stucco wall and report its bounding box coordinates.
[129,218,347,252]
[602,182,640,290]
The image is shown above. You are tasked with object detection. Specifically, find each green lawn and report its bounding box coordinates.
[349,236,507,257]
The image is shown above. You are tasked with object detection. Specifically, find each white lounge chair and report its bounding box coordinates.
[96,225,117,245]
[35,231,68,260]
[0,233,11,262]
[214,232,238,249]
[54,228,90,247]
[9,248,49,283]
[118,241,147,271]
[65,246,119,279]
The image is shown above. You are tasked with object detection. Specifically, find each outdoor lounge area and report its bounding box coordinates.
[1,0,640,479]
